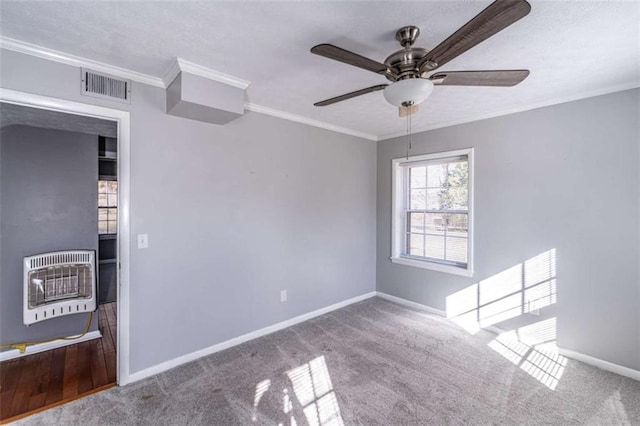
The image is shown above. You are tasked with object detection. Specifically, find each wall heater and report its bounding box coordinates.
[23,250,97,325]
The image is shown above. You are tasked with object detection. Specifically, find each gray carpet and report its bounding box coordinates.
[16,297,640,425]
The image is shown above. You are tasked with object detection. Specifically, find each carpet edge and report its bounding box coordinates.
[124,291,377,385]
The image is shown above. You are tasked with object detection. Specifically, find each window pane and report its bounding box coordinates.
[98,209,108,221]
[447,214,468,233]
[98,181,107,194]
[408,213,425,233]
[108,208,118,220]
[446,236,468,263]
[98,221,108,234]
[447,161,468,187]
[107,221,117,234]
[425,234,445,260]
[409,166,426,189]
[98,193,108,207]
[408,234,424,256]
[108,181,118,193]
[426,189,446,210]
[427,164,447,188]
[107,194,117,206]
[448,186,468,210]
[425,213,446,234]
[409,189,426,210]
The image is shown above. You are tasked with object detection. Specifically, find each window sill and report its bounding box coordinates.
[390,256,473,277]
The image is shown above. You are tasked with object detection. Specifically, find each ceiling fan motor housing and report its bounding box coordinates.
[384,26,431,81]
[384,47,429,81]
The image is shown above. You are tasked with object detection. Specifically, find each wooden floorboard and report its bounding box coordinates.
[0,302,116,422]
[62,345,78,400]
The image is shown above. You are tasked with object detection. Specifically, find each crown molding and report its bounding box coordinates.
[7,36,631,143]
[0,37,375,141]
[163,58,251,90]
[244,103,378,141]
[378,81,640,141]
[0,36,166,88]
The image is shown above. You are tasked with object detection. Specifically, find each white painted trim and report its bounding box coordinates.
[0,88,132,386]
[2,36,638,142]
[390,148,474,277]
[379,81,640,140]
[376,292,446,316]
[244,103,378,141]
[163,58,251,89]
[558,347,640,382]
[0,331,101,362]
[127,291,376,384]
[377,291,640,382]
[375,292,507,335]
[389,257,474,277]
[162,59,182,88]
[0,37,374,141]
[0,36,165,88]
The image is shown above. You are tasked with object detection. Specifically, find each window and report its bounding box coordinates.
[391,148,473,276]
[98,180,118,234]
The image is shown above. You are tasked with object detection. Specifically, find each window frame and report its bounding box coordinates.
[390,148,474,277]
[98,179,118,235]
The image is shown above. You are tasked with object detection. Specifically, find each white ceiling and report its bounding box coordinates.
[1,1,638,140]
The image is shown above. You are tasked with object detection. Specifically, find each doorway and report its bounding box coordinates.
[0,89,131,421]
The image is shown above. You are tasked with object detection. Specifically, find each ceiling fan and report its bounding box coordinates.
[311,0,531,114]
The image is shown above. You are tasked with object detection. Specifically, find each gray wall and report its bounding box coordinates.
[377,89,640,371]
[0,49,377,373]
[0,125,99,344]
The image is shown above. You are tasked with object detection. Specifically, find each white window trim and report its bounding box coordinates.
[390,148,474,277]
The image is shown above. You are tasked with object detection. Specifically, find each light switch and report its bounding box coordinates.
[137,234,149,249]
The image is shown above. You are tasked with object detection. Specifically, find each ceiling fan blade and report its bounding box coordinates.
[314,84,388,106]
[430,70,529,86]
[418,0,531,72]
[311,44,391,76]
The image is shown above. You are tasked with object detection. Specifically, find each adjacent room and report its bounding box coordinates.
[0,0,638,424]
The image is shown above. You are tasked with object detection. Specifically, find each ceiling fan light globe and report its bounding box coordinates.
[383,78,434,107]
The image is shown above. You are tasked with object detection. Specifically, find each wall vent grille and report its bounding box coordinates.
[81,68,131,104]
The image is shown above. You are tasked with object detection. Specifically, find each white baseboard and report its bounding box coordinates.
[375,291,447,317]
[125,291,377,384]
[0,330,102,362]
[558,347,640,382]
[376,292,639,382]
[375,291,506,335]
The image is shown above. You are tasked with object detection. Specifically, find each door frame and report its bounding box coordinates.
[0,88,132,385]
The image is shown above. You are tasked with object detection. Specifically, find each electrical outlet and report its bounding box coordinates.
[280,290,287,302]
[137,234,149,249]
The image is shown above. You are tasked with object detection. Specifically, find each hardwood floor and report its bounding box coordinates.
[0,302,116,423]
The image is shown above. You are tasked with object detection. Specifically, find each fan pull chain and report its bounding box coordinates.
[405,107,413,159]
[409,111,412,151]
[406,110,410,159]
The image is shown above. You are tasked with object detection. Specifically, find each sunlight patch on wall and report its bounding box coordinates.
[446,249,557,333]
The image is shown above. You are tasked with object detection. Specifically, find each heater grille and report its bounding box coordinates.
[24,250,97,325]
[28,251,91,269]
[81,68,131,104]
